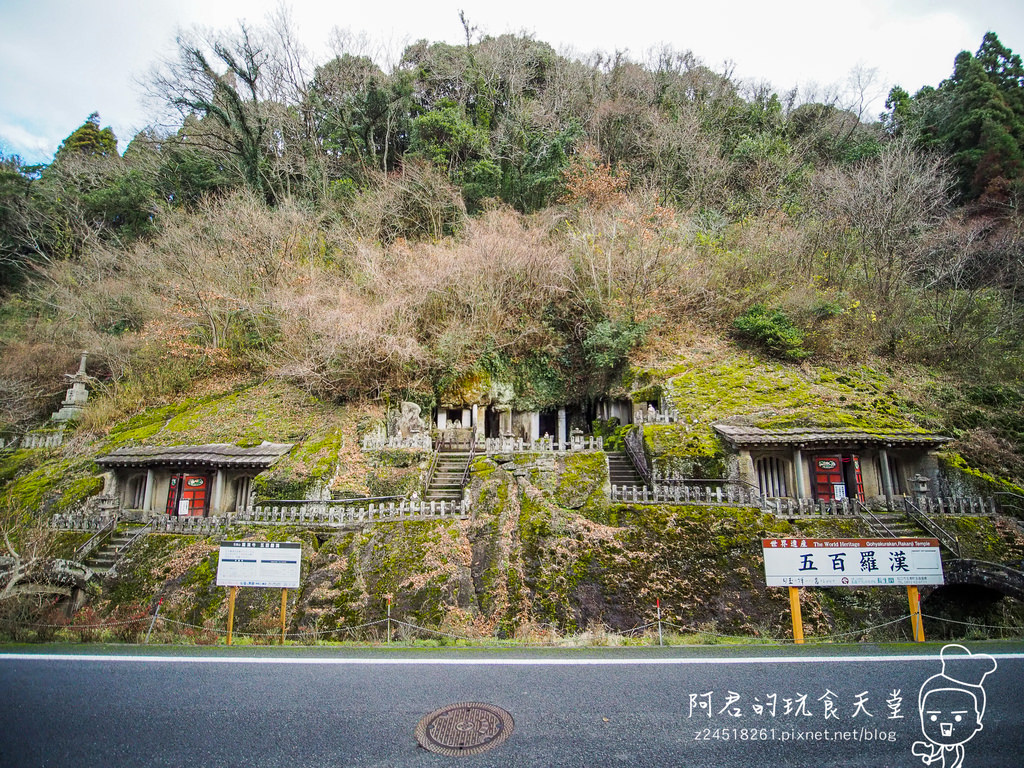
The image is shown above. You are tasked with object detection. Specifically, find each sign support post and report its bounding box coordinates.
[656,597,663,647]
[216,541,302,645]
[227,586,237,646]
[789,586,804,644]
[908,585,925,642]
[280,588,288,645]
[763,538,943,645]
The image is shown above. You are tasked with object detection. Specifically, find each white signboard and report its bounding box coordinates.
[216,541,302,588]
[762,538,944,587]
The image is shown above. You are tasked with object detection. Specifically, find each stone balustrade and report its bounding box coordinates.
[611,483,761,507]
[235,498,470,525]
[361,434,432,451]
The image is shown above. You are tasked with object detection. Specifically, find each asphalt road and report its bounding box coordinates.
[1,644,1022,767]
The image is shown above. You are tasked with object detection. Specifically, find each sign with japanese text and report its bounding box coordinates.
[762,539,943,587]
[216,541,302,588]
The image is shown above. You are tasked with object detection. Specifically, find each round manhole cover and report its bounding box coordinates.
[415,702,514,756]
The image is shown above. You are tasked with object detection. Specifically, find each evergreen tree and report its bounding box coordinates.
[55,112,118,159]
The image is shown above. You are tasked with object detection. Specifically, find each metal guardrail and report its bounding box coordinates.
[623,426,652,486]
[904,498,962,558]
[105,520,156,577]
[460,428,477,489]
[860,505,898,538]
[994,492,1024,515]
[74,515,117,560]
[423,432,448,496]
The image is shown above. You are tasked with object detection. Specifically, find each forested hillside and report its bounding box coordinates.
[1,22,1023,484]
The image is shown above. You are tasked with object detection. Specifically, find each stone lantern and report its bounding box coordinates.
[910,473,931,496]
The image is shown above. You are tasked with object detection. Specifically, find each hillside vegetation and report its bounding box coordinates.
[2,20,1024,641]
[2,24,1023,479]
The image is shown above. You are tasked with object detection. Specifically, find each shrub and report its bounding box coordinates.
[731,304,808,360]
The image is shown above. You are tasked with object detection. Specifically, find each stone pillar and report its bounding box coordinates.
[472,404,478,429]
[530,412,540,442]
[437,410,447,430]
[793,449,805,500]
[738,449,756,489]
[51,350,92,423]
[462,409,471,429]
[213,470,224,516]
[878,448,894,503]
[557,408,567,447]
[500,410,512,436]
[143,469,155,512]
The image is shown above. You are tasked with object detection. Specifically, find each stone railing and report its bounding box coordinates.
[150,516,229,534]
[235,498,470,526]
[50,512,119,532]
[764,497,865,518]
[907,496,997,516]
[50,499,471,535]
[361,433,432,451]
[634,406,680,425]
[481,435,602,454]
[611,484,762,507]
[21,431,64,449]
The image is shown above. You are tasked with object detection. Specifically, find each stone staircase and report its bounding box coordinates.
[83,524,147,576]
[866,513,929,540]
[424,452,472,503]
[607,451,646,488]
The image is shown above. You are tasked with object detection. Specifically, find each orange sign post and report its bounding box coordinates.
[763,538,943,643]
[788,586,804,644]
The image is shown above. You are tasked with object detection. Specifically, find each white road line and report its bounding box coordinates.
[2,653,1024,665]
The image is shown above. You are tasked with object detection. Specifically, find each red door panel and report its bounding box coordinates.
[165,473,210,516]
[813,456,844,501]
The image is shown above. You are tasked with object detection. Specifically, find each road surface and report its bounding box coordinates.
[1,644,1022,767]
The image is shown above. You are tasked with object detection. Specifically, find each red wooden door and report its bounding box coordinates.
[179,475,209,516]
[165,475,181,516]
[165,473,210,516]
[813,455,865,502]
[849,455,865,501]
[813,456,844,501]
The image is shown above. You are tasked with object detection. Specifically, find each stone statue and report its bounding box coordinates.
[397,401,425,437]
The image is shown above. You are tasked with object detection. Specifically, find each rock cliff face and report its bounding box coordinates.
[6,351,1024,643]
[92,449,1024,644]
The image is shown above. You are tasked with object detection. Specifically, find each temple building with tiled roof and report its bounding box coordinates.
[713,424,953,503]
[97,443,292,517]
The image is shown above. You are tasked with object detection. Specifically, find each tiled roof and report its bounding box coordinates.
[713,424,952,449]
[97,442,293,469]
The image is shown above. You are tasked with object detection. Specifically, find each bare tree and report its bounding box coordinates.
[809,137,952,302]
[147,24,277,202]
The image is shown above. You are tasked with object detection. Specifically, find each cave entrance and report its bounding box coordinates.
[538,409,559,439]
[484,407,501,438]
[921,584,1011,639]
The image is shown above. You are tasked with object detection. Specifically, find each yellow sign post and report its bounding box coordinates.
[227,586,237,646]
[764,538,943,643]
[908,585,925,642]
[280,588,288,645]
[216,541,302,646]
[789,586,805,644]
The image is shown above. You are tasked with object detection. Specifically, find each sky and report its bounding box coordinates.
[1,0,1022,163]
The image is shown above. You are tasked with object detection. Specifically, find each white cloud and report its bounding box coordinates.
[0,1,1021,162]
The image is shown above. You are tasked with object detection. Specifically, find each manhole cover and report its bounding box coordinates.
[415,702,514,756]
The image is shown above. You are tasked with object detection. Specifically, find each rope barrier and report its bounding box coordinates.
[13,609,1023,645]
[921,613,1024,632]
